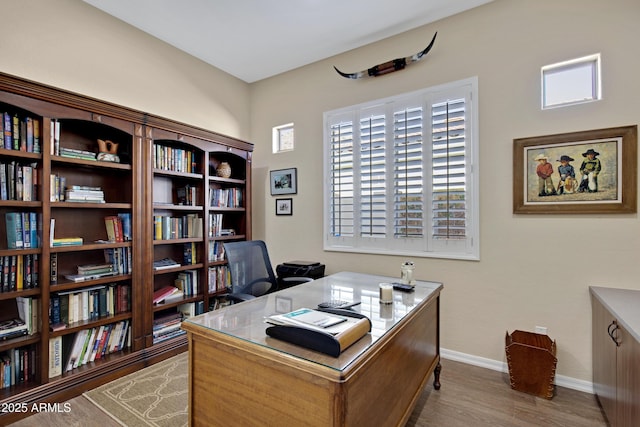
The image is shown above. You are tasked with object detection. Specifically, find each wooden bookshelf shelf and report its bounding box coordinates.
[0,71,253,424]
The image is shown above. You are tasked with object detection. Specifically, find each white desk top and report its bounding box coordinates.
[590,286,640,343]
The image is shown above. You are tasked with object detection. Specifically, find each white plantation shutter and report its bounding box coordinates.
[324,78,479,260]
[328,118,355,239]
[360,113,386,238]
[431,98,467,239]
[394,106,424,239]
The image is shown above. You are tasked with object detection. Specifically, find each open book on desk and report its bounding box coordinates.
[265,308,371,357]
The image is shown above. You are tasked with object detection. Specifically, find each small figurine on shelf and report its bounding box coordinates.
[97,139,120,163]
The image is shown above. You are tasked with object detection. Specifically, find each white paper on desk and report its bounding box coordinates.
[266,308,355,335]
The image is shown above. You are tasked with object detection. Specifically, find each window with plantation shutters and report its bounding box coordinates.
[324,77,479,260]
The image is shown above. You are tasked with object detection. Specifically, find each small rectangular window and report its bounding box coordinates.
[542,54,601,109]
[273,123,295,153]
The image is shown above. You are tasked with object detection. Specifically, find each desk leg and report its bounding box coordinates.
[433,362,442,390]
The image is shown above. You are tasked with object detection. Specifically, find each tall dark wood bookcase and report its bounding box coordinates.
[0,72,252,424]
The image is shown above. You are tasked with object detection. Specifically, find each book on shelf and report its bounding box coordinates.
[176,184,197,206]
[50,322,67,332]
[152,311,186,343]
[153,285,183,304]
[59,147,97,161]
[1,254,39,292]
[65,186,104,203]
[48,336,63,378]
[52,237,83,247]
[64,270,116,282]
[183,242,197,264]
[104,215,123,242]
[50,174,66,201]
[177,301,204,319]
[77,263,115,275]
[16,296,38,334]
[5,212,23,249]
[153,257,180,271]
[50,119,60,156]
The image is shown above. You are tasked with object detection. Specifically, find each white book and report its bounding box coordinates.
[48,336,62,378]
[108,322,122,353]
[82,291,89,321]
[68,330,87,371]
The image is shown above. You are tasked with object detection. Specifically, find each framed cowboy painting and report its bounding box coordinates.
[513,125,637,214]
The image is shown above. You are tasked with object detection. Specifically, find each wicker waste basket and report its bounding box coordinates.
[505,330,557,399]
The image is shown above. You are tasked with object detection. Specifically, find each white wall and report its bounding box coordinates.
[2,0,251,139]
[4,0,639,386]
[250,0,640,383]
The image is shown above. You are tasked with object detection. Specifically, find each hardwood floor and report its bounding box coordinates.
[8,359,607,426]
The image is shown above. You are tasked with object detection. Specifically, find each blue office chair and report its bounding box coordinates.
[223,240,312,303]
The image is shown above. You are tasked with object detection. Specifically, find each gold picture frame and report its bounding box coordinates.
[513,125,637,214]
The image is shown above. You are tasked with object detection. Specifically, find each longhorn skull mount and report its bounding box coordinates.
[334,32,438,80]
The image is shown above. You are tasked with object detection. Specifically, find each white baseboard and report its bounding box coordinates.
[440,348,595,395]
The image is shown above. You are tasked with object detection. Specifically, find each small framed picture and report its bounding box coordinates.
[276,198,293,215]
[270,167,297,195]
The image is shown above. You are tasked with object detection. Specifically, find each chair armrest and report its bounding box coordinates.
[226,293,257,303]
[281,277,314,286]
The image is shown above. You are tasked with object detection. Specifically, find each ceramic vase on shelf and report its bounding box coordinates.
[216,162,232,178]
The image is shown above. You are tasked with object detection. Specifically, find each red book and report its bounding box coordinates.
[153,286,178,304]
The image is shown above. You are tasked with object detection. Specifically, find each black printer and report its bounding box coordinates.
[276,260,325,288]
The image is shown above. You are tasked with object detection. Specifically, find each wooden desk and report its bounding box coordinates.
[182,272,442,426]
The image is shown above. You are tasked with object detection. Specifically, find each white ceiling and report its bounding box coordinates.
[82,0,493,83]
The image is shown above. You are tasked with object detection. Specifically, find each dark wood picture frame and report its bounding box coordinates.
[275,198,293,215]
[513,125,637,214]
[270,168,297,195]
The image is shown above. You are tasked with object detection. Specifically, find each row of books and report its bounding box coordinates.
[177,301,204,320]
[48,320,131,377]
[209,187,243,208]
[104,247,133,276]
[208,241,225,262]
[153,214,203,240]
[153,270,199,304]
[152,311,186,344]
[0,161,38,202]
[174,270,199,297]
[1,345,36,389]
[59,147,96,161]
[208,213,235,237]
[49,173,66,202]
[5,211,40,249]
[2,113,41,153]
[176,184,197,206]
[0,254,39,292]
[152,144,197,174]
[65,262,117,283]
[104,213,132,242]
[49,283,131,326]
[208,265,230,293]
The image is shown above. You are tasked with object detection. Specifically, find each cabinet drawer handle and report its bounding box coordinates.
[608,321,620,347]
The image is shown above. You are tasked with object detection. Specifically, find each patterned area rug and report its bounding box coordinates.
[84,353,188,427]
